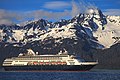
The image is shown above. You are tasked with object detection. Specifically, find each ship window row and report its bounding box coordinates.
[14,60,62,62]
[3,63,11,64]
[16,60,62,62]
[3,62,12,64]
[27,61,67,65]
[14,64,24,65]
[5,61,13,62]
[18,55,68,58]
[15,57,61,60]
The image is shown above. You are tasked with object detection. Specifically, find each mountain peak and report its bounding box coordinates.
[0,8,120,49]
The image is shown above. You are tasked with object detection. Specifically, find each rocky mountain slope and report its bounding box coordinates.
[0,8,120,69]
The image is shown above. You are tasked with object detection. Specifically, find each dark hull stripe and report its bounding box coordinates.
[3,65,96,71]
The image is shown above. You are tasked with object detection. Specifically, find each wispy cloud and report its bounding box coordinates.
[103,9,120,16]
[0,1,98,25]
[29,10,71,20]
[0,9,71,25]
[71,0,97,17]
[0,9,23,25]
[0,1,77,25]
[71,1,80,17]
[43,1,71,10]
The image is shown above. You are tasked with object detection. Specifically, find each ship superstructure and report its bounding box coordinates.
[2,49,98,71]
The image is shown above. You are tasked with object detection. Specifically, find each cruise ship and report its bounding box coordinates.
[2,49,98,71]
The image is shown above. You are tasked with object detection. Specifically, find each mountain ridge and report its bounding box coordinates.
[0,8,120,69]
[0,8,120,49]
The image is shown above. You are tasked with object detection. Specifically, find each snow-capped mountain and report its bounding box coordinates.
[0,8,120,49]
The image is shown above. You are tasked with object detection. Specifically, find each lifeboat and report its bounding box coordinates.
[33,62,39,65]
[57,62,61,65]
[39,62,43,65]
[51,62,56,65]
[45,62,49,65]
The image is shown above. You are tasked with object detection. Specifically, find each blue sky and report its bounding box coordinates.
[0,0,120,24]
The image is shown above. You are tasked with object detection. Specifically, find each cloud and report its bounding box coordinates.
[0,9,24,25]
[71,0,97,17]
[0,1,99,25]
[71,0,80,17]
[29,10,71,20]
[103,9,120,16]
[0,1,76,25]
[43,1,71,10]
[0,19,13,25]
[0,9,71,25]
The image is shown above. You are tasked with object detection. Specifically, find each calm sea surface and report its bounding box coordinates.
[0,69,120,80]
